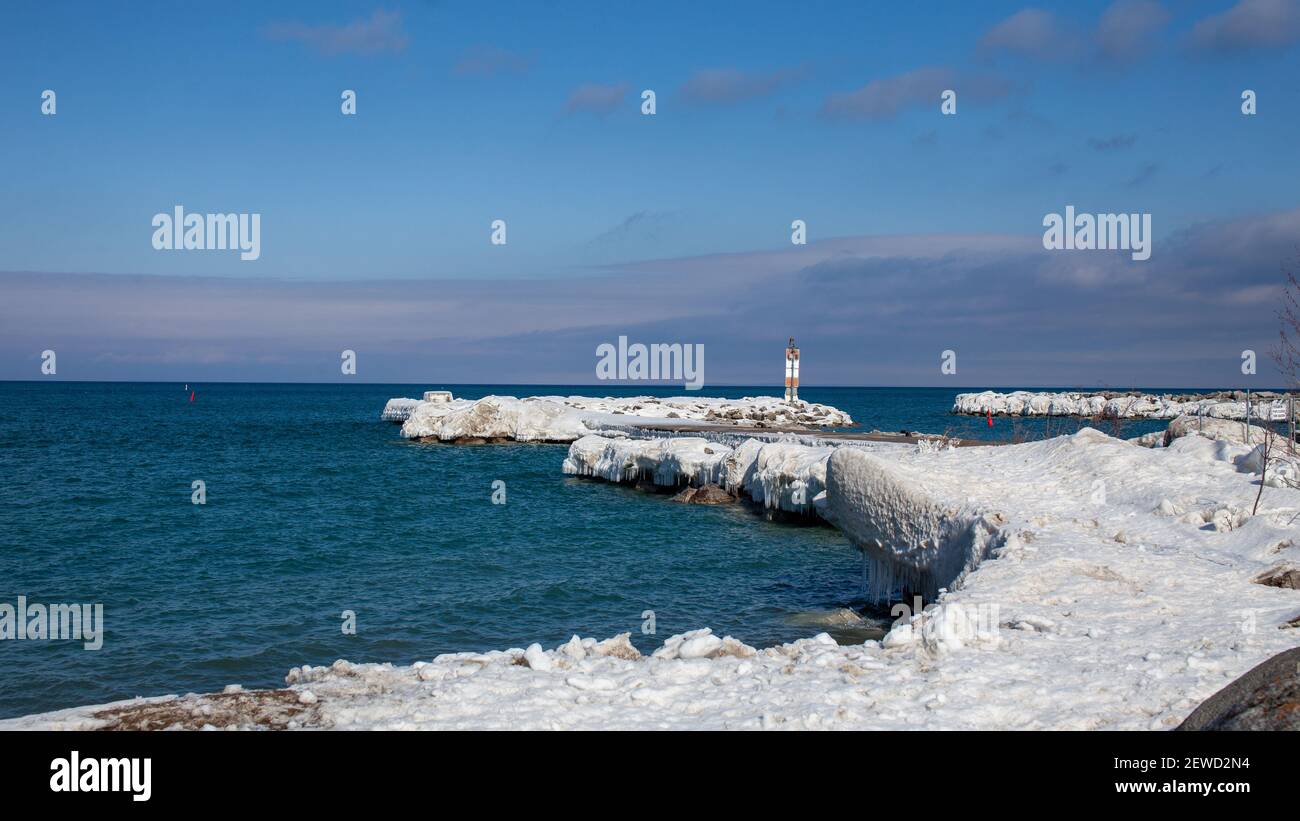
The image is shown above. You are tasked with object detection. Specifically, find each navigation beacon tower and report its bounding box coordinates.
[784,337,800,402]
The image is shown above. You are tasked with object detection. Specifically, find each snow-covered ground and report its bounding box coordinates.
[955,389,1297,421]
[7,421,1299,730]
[389,392,854,442]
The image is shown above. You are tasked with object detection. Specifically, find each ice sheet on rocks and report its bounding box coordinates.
[563,434,839,514]
[562,435,732,486]
[9,427,1300,731]
[824,446,1007,602]
[743,440,834,514]
[380,397,424,422]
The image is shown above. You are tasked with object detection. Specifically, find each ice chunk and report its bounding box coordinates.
[824,447,1005,601]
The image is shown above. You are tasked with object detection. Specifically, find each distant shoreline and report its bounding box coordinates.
[1,379,1293,392]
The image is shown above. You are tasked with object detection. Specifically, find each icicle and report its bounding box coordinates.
[859,547,868,598]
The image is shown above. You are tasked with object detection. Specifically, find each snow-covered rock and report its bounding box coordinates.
[380,397,423,422]
[1164,413,1290,450]
[562,435,732,486]
[563,434,847,516]
[955,390,1297,421]
[391,392,854,443]
[411,396,592,443]
[396,396,475,434]
[558,394,854,428]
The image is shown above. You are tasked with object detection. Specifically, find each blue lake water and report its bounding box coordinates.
[0,382,1171,718]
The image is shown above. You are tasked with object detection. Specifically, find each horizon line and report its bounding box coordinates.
[2,379,1291,393]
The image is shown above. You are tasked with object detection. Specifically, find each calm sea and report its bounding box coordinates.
[0,382,1170,718]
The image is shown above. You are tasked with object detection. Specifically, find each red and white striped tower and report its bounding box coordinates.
[784,337,800,401]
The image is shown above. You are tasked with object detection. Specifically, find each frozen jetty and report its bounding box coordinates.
[563,433,997,600]
[563,434,839,517]
[380,398,422,422]
[954,389,1297,421]
[381,390,453,422]
[11,418,1300,731]
[383,391,854,443]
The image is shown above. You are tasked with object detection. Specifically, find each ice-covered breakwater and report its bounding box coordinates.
[954,389,1298,420]
[563,432,999,601]
[565,417,1300,604]
[383,392,854,443]
[380,390,453,422]
[563,434,836,518]
[380,397,422,422]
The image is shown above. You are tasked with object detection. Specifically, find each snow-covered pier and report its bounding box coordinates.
[381,391,855,443]
[954,389,1298,421]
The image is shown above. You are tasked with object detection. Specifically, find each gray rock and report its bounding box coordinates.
[671,484,734,505]
[1177,647,1300,730]
[1254,564,1300,590]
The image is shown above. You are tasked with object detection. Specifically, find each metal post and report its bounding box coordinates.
[1291,395,1296,456]
[1245,390,1251,445]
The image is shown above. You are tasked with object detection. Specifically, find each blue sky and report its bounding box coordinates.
[2,1,1300,386]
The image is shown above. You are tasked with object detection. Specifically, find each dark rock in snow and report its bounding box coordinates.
[1177,647,1300,730]
[1254,564,1300,590]
[671,484,734,505]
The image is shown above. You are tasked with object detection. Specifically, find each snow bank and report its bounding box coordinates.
[1144,415,1300,489]
[955,390,1297,421]
[1164,413,1290,449]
